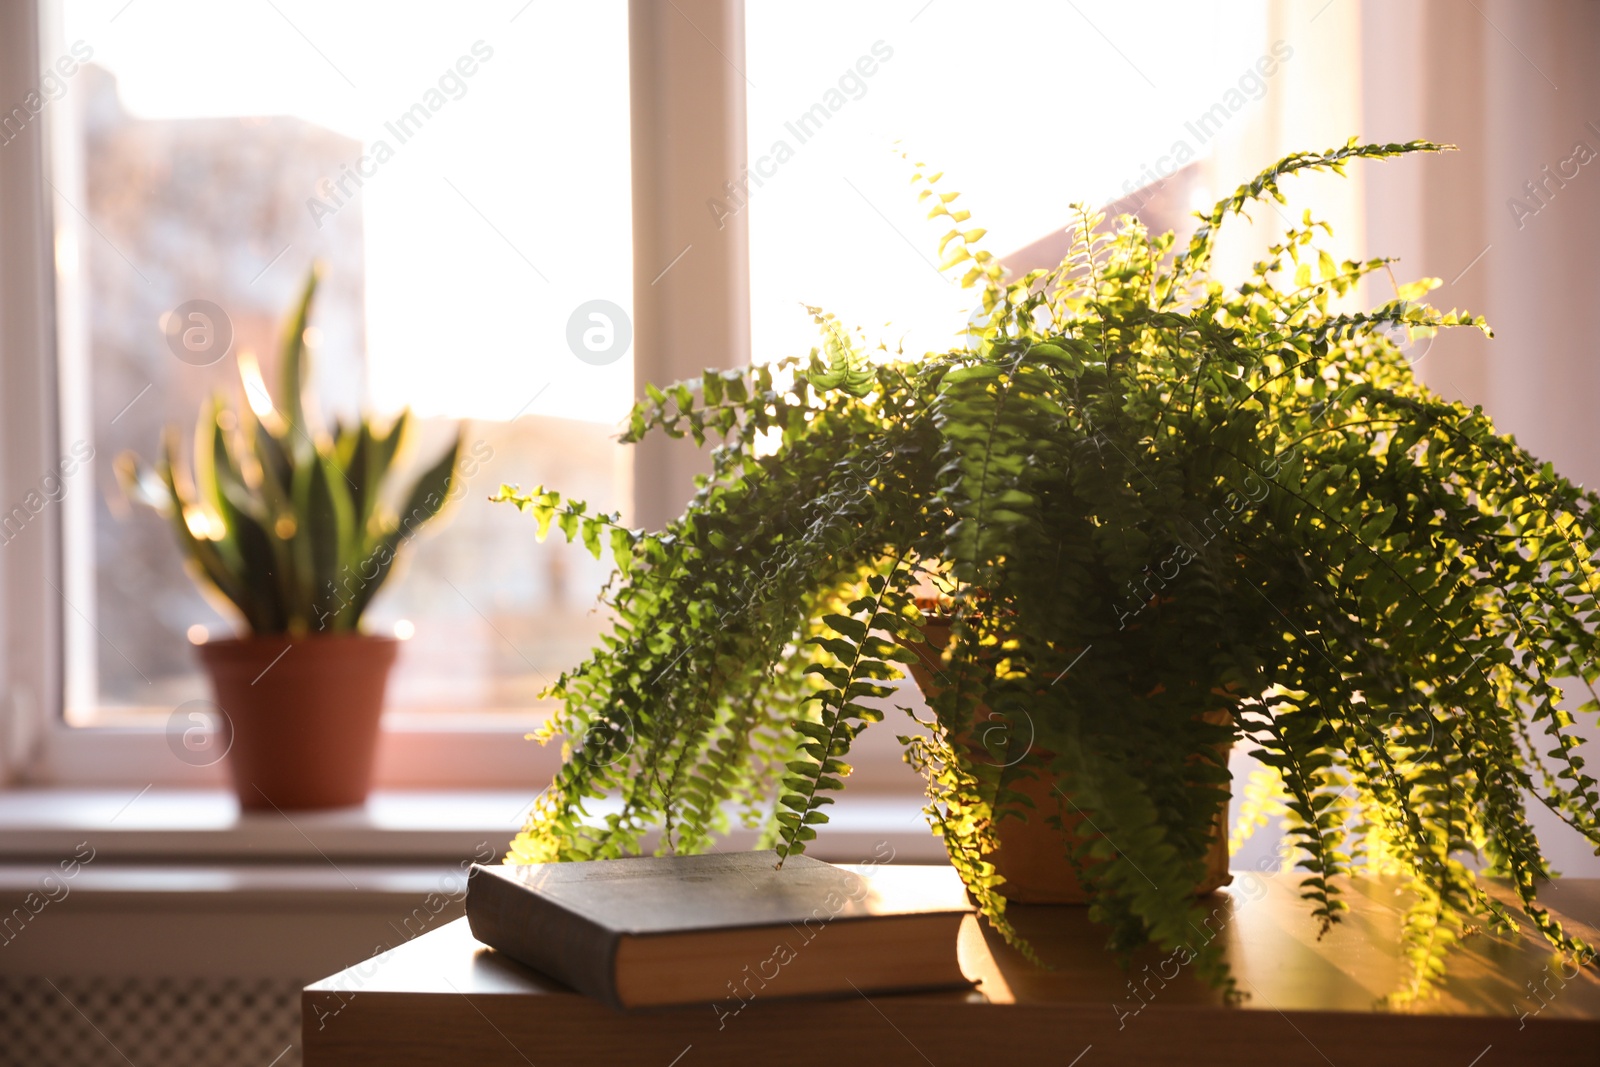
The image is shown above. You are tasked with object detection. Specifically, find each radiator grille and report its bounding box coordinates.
[0,975,301,1067]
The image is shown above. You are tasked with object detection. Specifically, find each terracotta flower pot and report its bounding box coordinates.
[898,618,1231,903]
[196,633,398,811]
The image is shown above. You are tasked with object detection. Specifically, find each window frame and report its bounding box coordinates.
[0,0,915,793]
[1,0,66,786]
[1,0,564,788]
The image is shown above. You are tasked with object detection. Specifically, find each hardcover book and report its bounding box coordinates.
[465,850,972,1012]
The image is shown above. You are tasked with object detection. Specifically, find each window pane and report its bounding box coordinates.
[744,0,1270,366]
[48,0,632,722]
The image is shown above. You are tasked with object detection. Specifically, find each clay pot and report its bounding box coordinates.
[898,618,1231,903]
[196,633,398,811]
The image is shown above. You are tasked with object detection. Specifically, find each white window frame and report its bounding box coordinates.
[0,0,913,793]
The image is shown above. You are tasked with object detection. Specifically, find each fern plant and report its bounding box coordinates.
[496,141,1600,997]
[119,267,464,635]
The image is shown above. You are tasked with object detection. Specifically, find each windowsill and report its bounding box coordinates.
[0,787,946,866]
[0,861,474,906]
[24,699,938,792]
[22,718,569,789]
[0,788,537,862]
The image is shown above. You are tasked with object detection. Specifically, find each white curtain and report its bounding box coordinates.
[1215,0,1600,483]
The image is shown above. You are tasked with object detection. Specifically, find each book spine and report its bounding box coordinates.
[464,865,624,1010]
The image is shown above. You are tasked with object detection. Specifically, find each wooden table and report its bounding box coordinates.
[304,867,1600,1065]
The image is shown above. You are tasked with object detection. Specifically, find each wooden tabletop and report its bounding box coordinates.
[303,867,1600,1066]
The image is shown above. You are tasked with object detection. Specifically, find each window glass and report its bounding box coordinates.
[745,0,1271,365]
[47,0,632,722]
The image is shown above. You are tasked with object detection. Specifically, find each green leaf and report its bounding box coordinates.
[277,266,321,438]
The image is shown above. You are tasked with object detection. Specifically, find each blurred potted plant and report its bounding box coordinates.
[120,267,463,810]
[494,141,1599,998]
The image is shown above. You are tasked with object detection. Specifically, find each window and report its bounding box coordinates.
[4,0,1290,790]
[739,0,1293,806]
[42,0,633,728]
[744,0,1273,368]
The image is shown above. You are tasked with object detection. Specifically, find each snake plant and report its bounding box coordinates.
[118,267,463,635]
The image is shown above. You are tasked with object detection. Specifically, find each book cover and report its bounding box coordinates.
[465,849,972,1011]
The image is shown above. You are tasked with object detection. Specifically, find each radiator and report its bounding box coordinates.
[0,975,302,1067]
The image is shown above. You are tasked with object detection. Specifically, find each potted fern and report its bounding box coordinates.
[120,267,463,810]
[496,141,1600,997]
